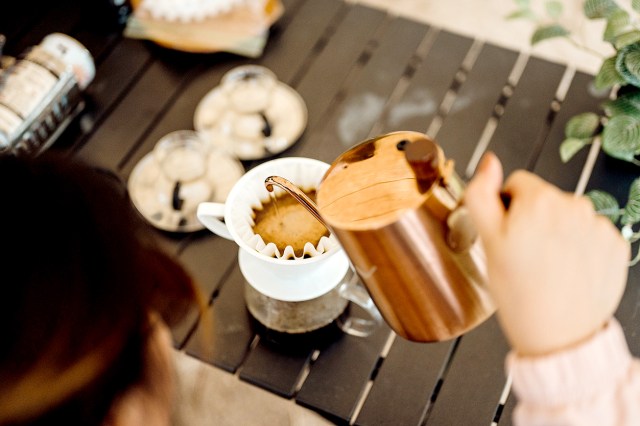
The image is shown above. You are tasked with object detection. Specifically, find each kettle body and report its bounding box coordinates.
[315,131,495,342]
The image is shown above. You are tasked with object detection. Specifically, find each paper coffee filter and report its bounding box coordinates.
[228,158,339,260]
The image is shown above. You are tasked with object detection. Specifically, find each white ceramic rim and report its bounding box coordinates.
[238,248,350,302]
[225,156,339,266]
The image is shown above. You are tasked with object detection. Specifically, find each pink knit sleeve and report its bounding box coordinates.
[507,319,640,425]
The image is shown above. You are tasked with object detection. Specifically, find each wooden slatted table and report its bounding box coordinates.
[6,0,640,424]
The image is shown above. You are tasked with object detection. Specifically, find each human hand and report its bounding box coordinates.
[464,152,630,356]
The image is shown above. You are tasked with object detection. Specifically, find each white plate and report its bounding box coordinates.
[128,147,244,232]
[194,81,308,160]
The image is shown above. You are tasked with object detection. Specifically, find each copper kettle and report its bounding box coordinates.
[266,131,495,342]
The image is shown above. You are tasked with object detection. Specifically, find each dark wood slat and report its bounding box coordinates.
[170,234,241,345]
[298,15,430,163]
[239,342,313,398]
[55,38,153,154]
[426,316,510,424]
[75,53,201,172]
[67,38,152,153]
[70,26,124,66]
[294,4,387,131]
[118,58,244,178]
[378,29,473,134]
[355,337,454,426]
[184,262,256,372]
[295,326,392,423]
[261,0,345,84]
[533,71,608,191]
[257,0,343,84]
[436,42,518,177]
[239,300,380,399]
[488,56,566,176]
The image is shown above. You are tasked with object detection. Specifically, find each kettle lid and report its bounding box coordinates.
[317,131,456,230]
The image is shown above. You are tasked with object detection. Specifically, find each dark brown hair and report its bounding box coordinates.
[0,152,203,425]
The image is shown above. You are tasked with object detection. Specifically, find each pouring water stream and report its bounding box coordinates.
[264,176,331,231]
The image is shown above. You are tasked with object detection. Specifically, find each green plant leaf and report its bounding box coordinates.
[584,0,620,19]
[604,9,630,42]
[602,114,640,161]
[565,112,601,138]
[625,50,640,80]
[595,56,626,90]
[603,89,640,116]
[615,31,640,49]
[560,137,591,162]
[633,0,640,12]
[587,189,621,223]
[615,43,640,87]
[545,0,563,19]
[622,177,640,224]
[531,24,570,45]
[515,0,530,7]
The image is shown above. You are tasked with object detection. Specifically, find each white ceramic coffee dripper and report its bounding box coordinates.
[196,157,382,337]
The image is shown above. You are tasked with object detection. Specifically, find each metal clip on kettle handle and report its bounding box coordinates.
[446,191,511,252]
[403,137,512,253]
[403,137,478,253]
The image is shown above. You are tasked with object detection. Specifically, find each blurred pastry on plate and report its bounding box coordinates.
[124,0,283,57]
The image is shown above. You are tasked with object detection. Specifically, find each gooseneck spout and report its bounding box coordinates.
[264,175,331,231]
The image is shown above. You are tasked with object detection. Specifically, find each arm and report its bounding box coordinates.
[508,318,640,425]
[464,152,638,425]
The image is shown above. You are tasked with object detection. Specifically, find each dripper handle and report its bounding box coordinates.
[196,202,234,240]
[264,176,332,231]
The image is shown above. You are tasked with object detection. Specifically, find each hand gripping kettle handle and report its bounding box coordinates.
[196,202,233,240]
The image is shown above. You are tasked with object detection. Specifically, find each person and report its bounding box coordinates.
[0,151,333,426]
[0,151,207,426]
[465,152,640,425]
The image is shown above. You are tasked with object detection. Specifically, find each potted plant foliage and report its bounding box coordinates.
[510,0,640,263]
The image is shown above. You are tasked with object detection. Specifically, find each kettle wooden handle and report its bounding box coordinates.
[446,191,511,252]
[446,206,477,253]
